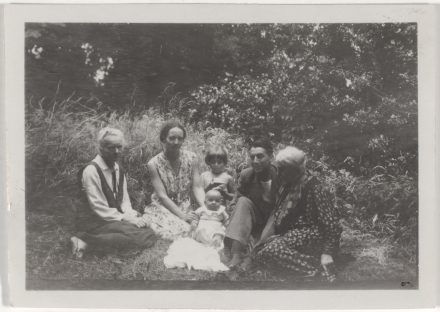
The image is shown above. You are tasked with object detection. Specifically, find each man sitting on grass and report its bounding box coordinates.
[70,127,156,258]
[223,138,278,268]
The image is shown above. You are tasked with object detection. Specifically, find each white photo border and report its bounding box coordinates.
[4,3,439,309]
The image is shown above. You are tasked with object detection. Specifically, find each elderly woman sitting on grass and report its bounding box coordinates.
[70,127,156,258]
[252,146,342,282]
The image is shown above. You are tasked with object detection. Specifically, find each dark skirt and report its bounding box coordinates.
[253,226,336,282]
[77,220,157,251]
[73,196,157,252]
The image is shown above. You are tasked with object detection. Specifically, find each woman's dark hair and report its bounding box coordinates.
[205,145,228,165]
[249,137,273,155]
[159,120,187,142]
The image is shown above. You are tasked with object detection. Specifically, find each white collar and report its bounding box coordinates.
[94,154,119,172]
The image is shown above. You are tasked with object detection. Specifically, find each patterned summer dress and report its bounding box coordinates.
[142,150,197,240]
[253,175,342,281]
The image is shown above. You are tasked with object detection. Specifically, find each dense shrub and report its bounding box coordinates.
[170,24,417,178]
[27,24,417,177]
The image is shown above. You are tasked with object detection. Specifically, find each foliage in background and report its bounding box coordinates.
[25,97,247,210]
[171,24,417,177]
[26,23,417,174]
[25,23,418,264]
[26,24,241,112]
[307,158,417,263]
[26,97,417,262]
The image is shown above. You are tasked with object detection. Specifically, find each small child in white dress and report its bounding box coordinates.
[200,145,235,210]
[192,189,229,249]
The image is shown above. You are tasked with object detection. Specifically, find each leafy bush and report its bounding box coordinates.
[178,75,274,139]
[170,24,417,178]
[25,23,418,272]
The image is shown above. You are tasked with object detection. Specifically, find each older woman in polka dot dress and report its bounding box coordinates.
[253,146,342,282]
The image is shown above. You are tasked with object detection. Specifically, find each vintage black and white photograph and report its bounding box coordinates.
[23,21,420,291]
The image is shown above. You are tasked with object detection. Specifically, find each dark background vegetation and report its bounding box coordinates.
[25,23,418,286]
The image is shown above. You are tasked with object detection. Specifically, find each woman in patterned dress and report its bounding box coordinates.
[253,146,342,281]
[142,121,205,240]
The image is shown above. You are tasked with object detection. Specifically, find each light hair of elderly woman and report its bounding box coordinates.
[275,146,306,168]
[97,127,125,146]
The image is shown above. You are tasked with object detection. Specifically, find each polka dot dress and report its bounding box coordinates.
[253,177,342,282]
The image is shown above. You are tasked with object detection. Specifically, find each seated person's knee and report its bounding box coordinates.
[235,196,255,211]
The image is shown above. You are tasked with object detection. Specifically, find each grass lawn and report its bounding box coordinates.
[26,199,418,290]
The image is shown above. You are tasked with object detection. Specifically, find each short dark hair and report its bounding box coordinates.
[159,120,187,143]
[205,145,228,165]
[249,137,273,155]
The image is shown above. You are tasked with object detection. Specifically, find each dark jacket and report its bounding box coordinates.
[233,164,279,224]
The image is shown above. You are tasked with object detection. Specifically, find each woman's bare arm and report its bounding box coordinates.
[191,158,205,207]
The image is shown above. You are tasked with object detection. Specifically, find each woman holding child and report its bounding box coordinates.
[142,121,205,240]
[143,120,236,246]
[142,121,341,280]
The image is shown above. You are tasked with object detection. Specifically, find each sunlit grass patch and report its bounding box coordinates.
[338,225,417,283]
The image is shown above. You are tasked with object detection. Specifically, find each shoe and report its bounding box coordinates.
[70,236,87,259]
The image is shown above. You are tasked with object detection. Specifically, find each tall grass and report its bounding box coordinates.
[308,158,418,263]
[26,95,418,263]
[26,96,247,210]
